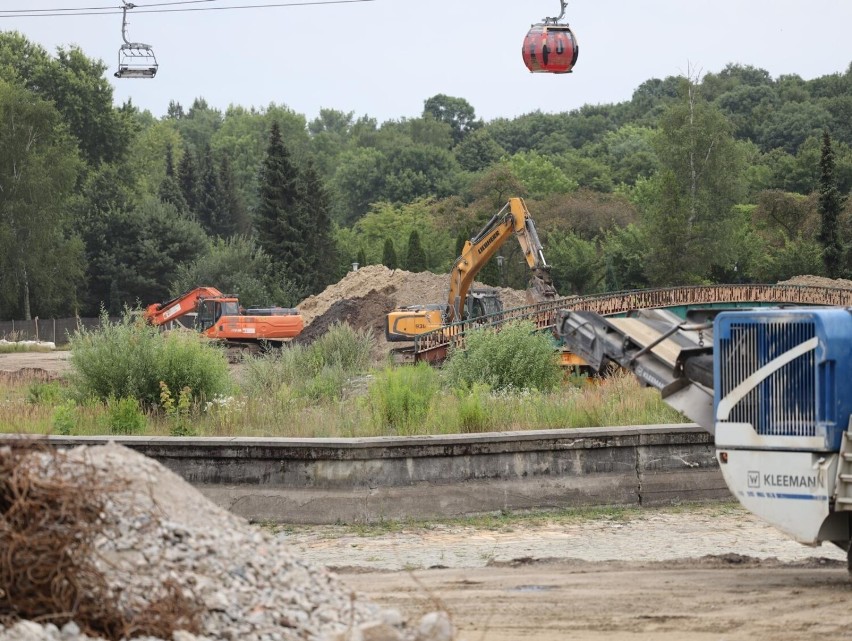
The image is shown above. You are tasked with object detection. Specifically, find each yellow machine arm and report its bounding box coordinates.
[447,197,557,323]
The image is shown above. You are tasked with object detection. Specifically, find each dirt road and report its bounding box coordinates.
[282,506,851,641]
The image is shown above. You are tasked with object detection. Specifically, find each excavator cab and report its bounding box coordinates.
[466,289,503,321]
[196,299,239,332]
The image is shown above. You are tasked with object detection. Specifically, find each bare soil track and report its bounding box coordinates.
[287,507,850,641]
[342,559,851,641]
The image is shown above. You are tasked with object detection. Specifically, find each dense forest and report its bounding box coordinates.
[0,30,850,321]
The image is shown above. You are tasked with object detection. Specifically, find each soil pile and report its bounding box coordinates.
[778,275,852,289]
[296,266,528,359]
[0,442,453,641]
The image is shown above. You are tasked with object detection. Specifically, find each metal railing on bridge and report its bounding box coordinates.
[411,284,852,363]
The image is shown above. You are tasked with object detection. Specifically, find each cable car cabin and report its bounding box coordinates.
[115,44,158,79]
[522,24,579,74]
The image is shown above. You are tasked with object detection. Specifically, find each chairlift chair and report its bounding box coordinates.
[114,2,158,79]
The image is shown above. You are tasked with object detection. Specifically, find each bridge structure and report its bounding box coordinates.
[409,284,852,365]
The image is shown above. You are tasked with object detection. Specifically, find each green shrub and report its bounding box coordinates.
[27,381,64,405]
[103,396,146,435]
[242,323,373,401]
[297,365,347,403]
[68,310,231,408]
[367,364,439,434]
[455,383,493,433]
[241,345,305,395]
[443,321,562,393]
[52,400,77,436]
[306,323,374,375]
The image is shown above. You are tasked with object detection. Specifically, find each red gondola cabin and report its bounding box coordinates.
[522,24,579,74]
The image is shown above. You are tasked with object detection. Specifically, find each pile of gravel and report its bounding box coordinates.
[0,443,454,641]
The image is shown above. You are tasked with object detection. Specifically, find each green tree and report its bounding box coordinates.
[332,147,387,223]
[601,224,650,291]
[818,131,845,277]
[218,154,251,236]
[126,117,184,197]
[211,103,309,213]
[171,236,300,308]
[297,158,339,293]
[405,230,427,272]
[503,152,578,198]
[545,231,604,295]
[158,143,188,215]
[197,144,231,238]
[643,78,745,285]
[178,150,199,216]
[173,97,222,155]
[0,79,84,320]
[0,33,134,165]
[423,94,482,145]
[84,198,208,313]
[454,128,506,172]
[255,122,309,294]
[382,238,398,269]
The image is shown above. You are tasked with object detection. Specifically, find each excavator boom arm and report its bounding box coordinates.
[143,286,226,326]
[447,197,556,322]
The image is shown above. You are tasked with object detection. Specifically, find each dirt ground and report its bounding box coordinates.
[283,505,850,641]
[0,351,70,379]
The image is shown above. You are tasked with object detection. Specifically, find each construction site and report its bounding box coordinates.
[5,267,852,640]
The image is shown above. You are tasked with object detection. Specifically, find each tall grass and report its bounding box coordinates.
[1,315,685,437]
[366,364,440,434]
[67,311,231,408]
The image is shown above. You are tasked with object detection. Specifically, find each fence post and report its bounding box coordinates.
[53,318,56,344]
[34,317,39,342]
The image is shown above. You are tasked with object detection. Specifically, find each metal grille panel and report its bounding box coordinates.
[718,321,817,437]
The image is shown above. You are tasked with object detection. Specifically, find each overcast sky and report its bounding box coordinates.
[2,0,851,123]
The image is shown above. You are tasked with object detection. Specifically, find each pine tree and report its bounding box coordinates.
[297,158,338,293]
[219,154,250,236]
[382,238,398,270]
[158,144,188,215]
[197,145,232,238]
[818,131,844,278]
[255,122,309,292]
[405,230,427,272]
[178,150,199,217]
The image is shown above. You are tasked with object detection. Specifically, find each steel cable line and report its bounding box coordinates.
[0,0,375,17]
[0,0,221,12]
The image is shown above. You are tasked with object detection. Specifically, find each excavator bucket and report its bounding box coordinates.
[526,267,559,305]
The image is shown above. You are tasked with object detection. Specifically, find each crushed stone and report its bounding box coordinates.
[1,443,452,641]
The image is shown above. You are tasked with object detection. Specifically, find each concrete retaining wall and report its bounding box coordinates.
[34,424,730,524]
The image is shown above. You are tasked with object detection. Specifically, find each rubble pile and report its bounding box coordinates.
[0,442,455,641]
[296,266,528,360]
[778,275,852,289]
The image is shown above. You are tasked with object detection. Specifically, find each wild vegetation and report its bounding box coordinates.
[0,320,684,438]
[0,30,849,322]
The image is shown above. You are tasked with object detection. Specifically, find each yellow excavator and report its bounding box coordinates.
[386,197,558,342]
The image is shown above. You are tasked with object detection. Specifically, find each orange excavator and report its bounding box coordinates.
[143,286,303,352]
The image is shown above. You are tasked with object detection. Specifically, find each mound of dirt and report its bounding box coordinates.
[296,265,529,361]
[778,275,852,289]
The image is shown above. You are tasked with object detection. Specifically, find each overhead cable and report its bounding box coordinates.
[0,0,376,18]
